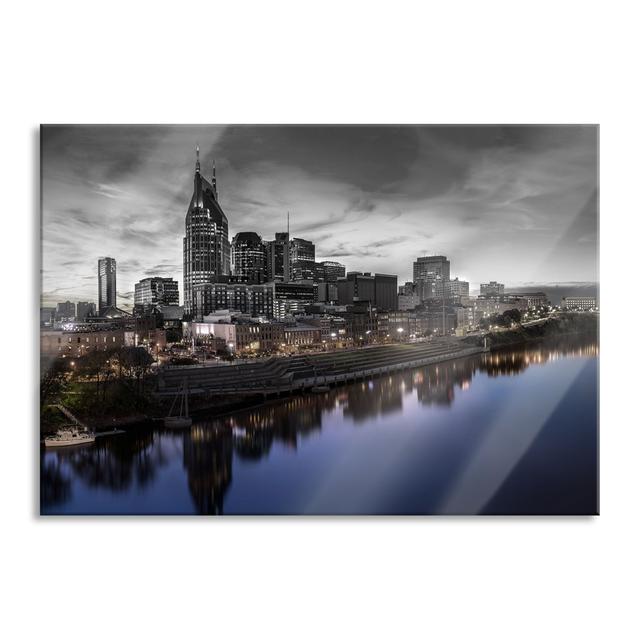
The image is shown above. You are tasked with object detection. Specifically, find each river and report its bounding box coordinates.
[40,337,598,515]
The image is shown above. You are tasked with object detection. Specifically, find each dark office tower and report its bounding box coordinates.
[183,147,231,316]
[413,255,450,300]
[374,274,398,311]
[290,237,315,281]
[98,257,117,313]
[231,232,266,283]
[266,232,290,282]
[337,272,375,305]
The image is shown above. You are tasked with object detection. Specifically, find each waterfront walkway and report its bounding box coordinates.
[157,338,485,397]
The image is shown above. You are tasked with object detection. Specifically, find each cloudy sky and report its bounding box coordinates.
[41,125,598,309]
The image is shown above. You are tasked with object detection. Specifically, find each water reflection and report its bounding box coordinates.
[41,338,598,514]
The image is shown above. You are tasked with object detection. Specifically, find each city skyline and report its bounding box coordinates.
[41,125,598,308]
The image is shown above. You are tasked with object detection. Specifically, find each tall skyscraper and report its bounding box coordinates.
[413,255,450,300]
[289,237,315,281]
[265,232,290,282]
[183,147,231,316]
[98,257,117,313]
[231,232,266,283]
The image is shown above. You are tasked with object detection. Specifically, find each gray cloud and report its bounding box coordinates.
[41,125,598,306]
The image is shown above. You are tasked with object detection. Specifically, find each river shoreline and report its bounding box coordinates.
[42,315,598,435]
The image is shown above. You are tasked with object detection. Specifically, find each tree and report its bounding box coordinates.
[115,347,154,396]
[75,350,111,401]
[502,308,522,325]
[40,356,69,405]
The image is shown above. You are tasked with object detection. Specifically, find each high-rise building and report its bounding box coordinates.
[413,256,450,300]
[374,273,398,311]
[76,301,97,321]
[183,147,231,316]
[134,277,179,314]
[336,272,396,309]
[316,260,346,282]
[231,232,266,283]
[193,281,275,319]
[315,282,339,303]
[337,272,375,306]
[273,281,315,319]
[55,301,75,321]
[265,232,290,282]
[98,257,117,313]
[480,281,505,296]
[442,277,469,299]
[289,237,315,281]
[397,282,420,311]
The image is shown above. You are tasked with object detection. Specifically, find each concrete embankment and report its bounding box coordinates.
[157,339,486,400]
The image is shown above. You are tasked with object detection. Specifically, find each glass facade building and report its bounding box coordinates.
[231,232,266,283]
[134,277,179,314]
[98,257,116,314]
[183,148,231,317]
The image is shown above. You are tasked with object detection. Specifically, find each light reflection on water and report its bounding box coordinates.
[41,338,599,515]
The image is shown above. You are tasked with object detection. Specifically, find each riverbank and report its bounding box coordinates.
[463,313,598,350]
[41,314,598,434]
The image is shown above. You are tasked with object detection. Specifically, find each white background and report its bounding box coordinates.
[1,1,639,639]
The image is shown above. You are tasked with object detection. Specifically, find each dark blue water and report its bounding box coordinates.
[41,339,598,515]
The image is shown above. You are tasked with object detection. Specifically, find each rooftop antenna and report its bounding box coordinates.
[212,158,218,200]
[287,211,290,236]
[195,145,200,173]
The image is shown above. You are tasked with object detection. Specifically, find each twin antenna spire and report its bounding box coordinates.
[195,144,218,200]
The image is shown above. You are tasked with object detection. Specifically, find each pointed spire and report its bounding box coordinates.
[212,158,218,200]
[194,145,202,207]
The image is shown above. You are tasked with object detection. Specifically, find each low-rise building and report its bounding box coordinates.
[508,291,549,308]
[562,296,597,311]
[480,281,505,296]
[187,319,286,353]
[473,296,528,320]
[284,324,322,347]
[41,328,126,358]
